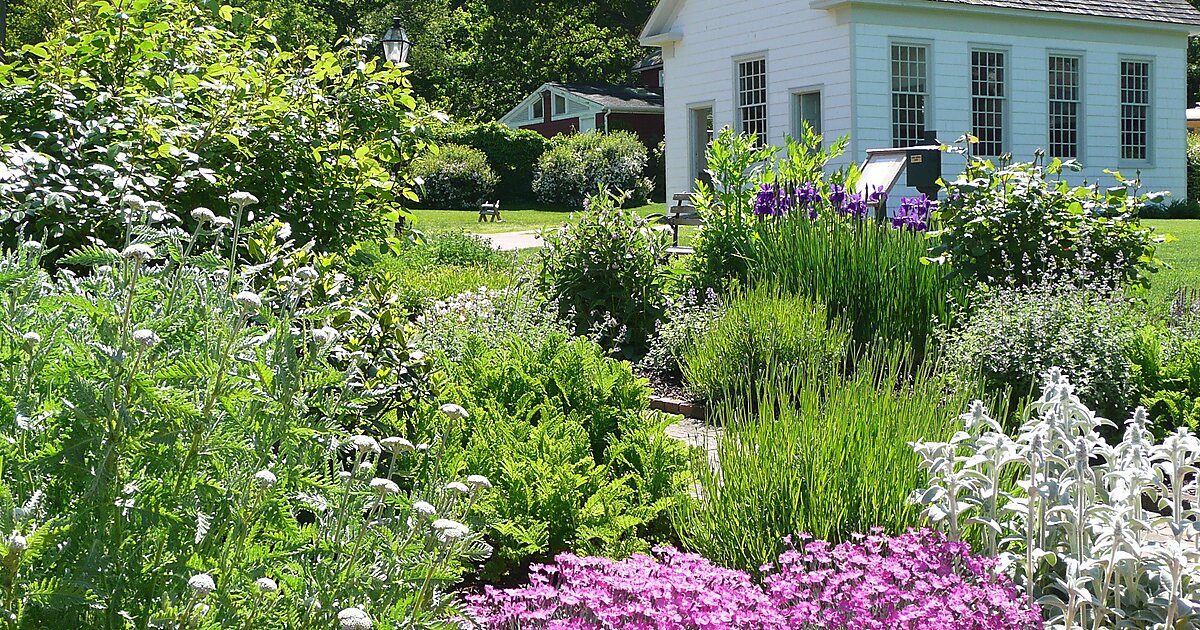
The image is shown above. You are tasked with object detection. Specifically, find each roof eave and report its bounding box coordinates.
[813,0,1200,35]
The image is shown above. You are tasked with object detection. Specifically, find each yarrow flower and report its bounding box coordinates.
[431,518,470,542]
[347,435,381,456]
[445,481,470,495]
[190,207,216,224]
[439,403,469,420]
[295,266,319,283]
[131,329,160,349]
[370,477,400,496]
[212,216,234,231]
[253,469,277,489]
[121,243,156,264]
[381,437,414,454]
[255,577,278,594]
[312,326,339,345]
[228,191,259,208]
[234,291,262,312]
[8,534,27,554]
[188,573,216,598]
[467,474,492,490]
[21,240,42,253]
[21,331,41,348]
[411,500,436,517]
[337,606,373,630]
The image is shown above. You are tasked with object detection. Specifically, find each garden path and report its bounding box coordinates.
[477,230,546,251]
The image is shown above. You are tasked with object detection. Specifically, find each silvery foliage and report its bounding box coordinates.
[912,368,1200,629]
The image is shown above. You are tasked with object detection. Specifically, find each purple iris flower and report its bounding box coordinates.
[868,185,889,206]
[753,183,778,218]
[843,193,869,218]
[891,196,933,231]
[795,182,822,219]
[828,184,847,210]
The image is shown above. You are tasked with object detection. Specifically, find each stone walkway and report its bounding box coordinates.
[665,417,722,472]
[477,230,546,251]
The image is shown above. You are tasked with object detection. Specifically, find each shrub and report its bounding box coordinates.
[912,369,1200,629]
[639,287,723,379]
[1129,325,1200,437]
[355,234,516,313]
[532,131,652,207]
[940,286,1139,421]
[680,288,849,403]
[928,153,1165,291]
[0,207,487,628]
[428,333,692,581]
[434,122,549,203]
[1189,131,1200,204]
[676,351,968,572]
[0,1,436,261]
[537,189,668,358]
[466,533,1039,630]
[417,285,570,362]
[413,144,499,209]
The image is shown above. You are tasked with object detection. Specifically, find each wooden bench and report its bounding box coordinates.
[478,200,502,223]
[660,192,703,255]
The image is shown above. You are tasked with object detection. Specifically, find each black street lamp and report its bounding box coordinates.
[382,17,411,65]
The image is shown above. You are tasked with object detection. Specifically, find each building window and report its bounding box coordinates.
[971,49,1006,156]
[553,94,568,116]
[532,98,544,120]
[737,57,768,146]
[1121,60,1151,161]
[792,90,822,144]
[891,43,928,148]
[1048,55,1081,159]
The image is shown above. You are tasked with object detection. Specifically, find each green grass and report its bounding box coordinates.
[1145,219,1200,312]
[412,203,668,234]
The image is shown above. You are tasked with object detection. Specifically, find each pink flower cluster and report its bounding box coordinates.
[761,529,1042,630]
[466,530,1041,630]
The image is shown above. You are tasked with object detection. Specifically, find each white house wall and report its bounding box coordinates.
[849,4,1189,199]
[660,0,854,196]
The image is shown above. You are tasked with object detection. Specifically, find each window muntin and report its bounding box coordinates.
[1048,55,1081,159]
[1121,60,1151,161]
[891,43,928,148]
[971,49,1006,157]
[737,58,768,147]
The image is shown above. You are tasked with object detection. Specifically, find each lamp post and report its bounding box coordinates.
[382,17,411,65]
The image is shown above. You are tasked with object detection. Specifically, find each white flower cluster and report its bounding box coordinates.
[911,368,1200,630]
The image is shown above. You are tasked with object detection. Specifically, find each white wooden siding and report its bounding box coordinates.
[657,0,1189,200]
[660,0,853,196]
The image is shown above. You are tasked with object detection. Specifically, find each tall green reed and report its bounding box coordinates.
[751,215,963,362]
[674,347,971,573]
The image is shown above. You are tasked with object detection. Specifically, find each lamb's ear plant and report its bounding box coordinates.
[912,367,1200,630]
[0,191,490,629]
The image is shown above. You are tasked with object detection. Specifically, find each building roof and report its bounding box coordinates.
[924,0,1200,27]
[633,50,663,72]
[552,83,664,110]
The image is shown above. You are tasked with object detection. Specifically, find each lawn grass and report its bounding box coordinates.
[411,203,669,234]
[1145,219,1200,313]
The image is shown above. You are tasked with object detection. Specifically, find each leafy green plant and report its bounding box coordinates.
[928,152,1165,291]
[532,131,653,208]
[639,287,723,380]
[676,350,966,573]
[416,285,569,363]
[1129,325,1200,437]
[427,333,692,581]
[680,287,848,404]
[433,122,549,203]
[0,197,489,628]
[537,188,669,358]
[940,285,1139,422]
[0,0,436,261]
[912,369,1200,630]
[413,144,499,209]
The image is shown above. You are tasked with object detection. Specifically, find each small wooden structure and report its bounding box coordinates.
[661,192,702,255]
[478,200,502,223]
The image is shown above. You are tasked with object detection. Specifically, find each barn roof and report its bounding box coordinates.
[925,0,1200,27]
[553,83,664,110]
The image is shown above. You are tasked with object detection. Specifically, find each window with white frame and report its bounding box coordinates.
[1048,55,1081,159]
[532,98,544,120]
[737,57,768,146]
[553,94,568,116]
[891,43,928,148]
[1121,60,1151,161]
[792,90,822,144]
[971,49,1006,156]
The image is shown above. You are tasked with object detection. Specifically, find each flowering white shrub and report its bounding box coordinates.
[912,368,1200,629]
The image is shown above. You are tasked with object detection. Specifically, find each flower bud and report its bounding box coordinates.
[234,291,262,312]
[312,326,339,345]
[337,607,372,630]
[121,243,156,264]
[255,577,278,594]
[21,331,41,349]
[8,534,27,554]
[131,329,160,349]
[188,573,216,597]
[190,207,217,224]
[253,469,277,489]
